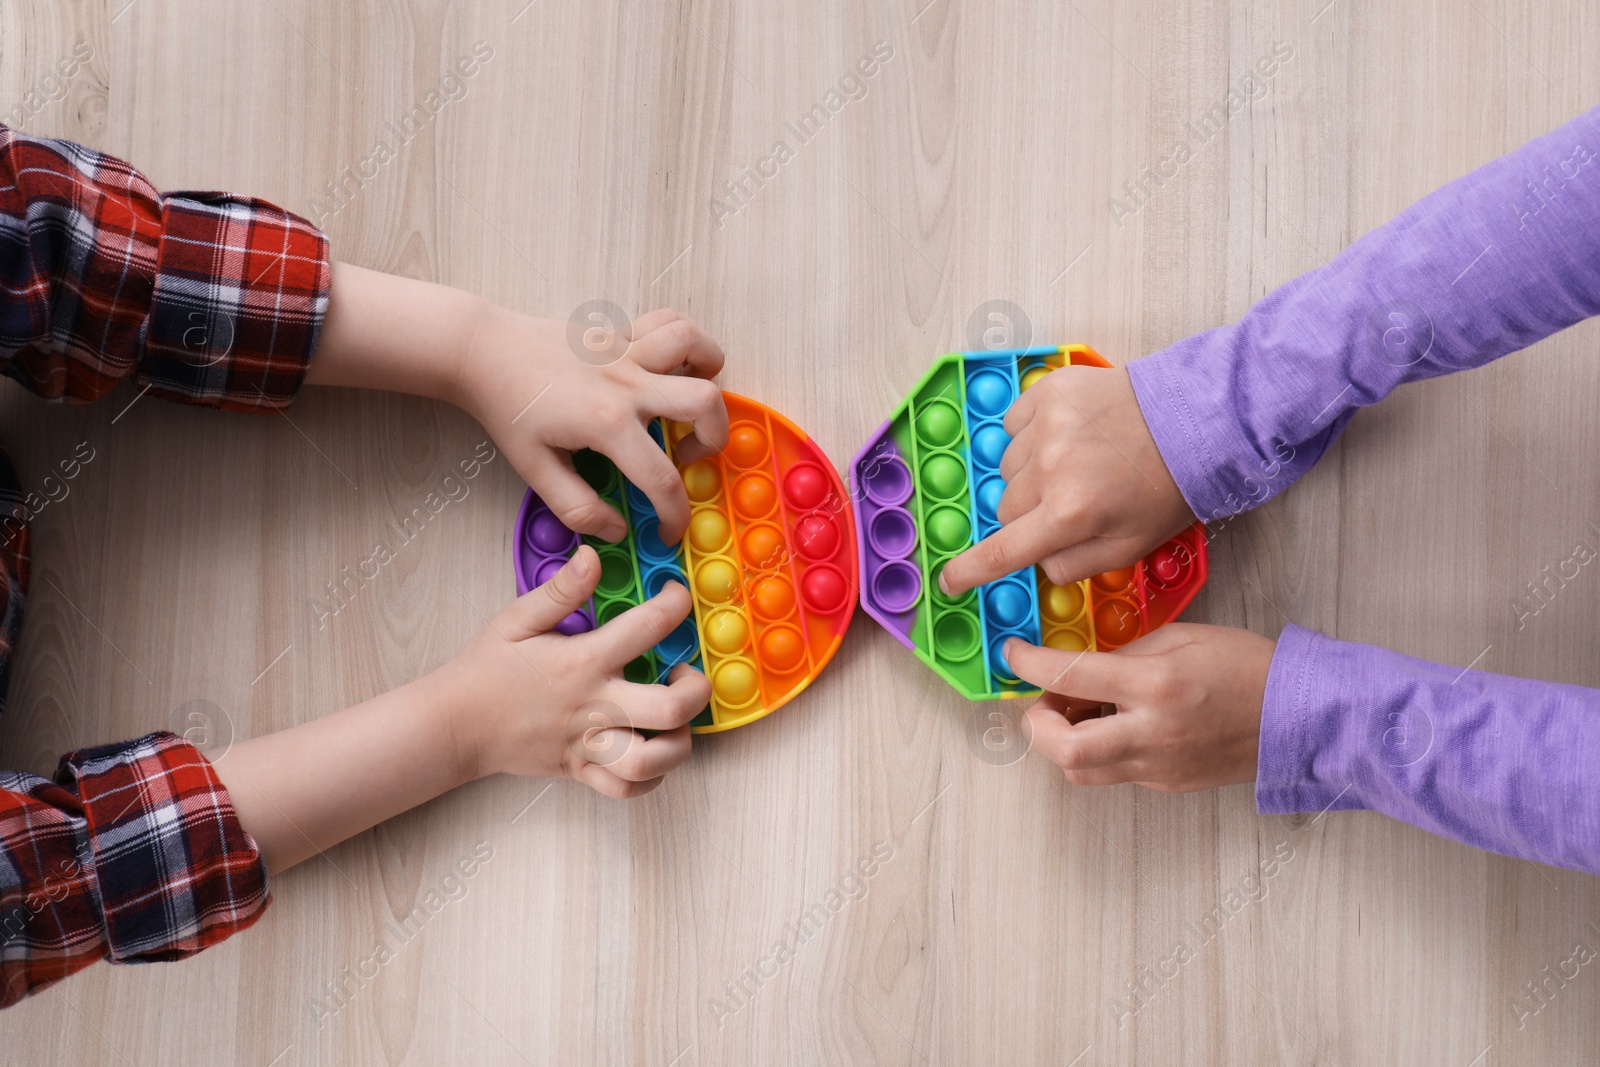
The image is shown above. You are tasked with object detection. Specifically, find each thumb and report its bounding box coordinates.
[502,545,600,639]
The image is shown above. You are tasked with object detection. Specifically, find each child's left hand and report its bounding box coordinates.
[1005,623,1275,791]
[455,306,728,545]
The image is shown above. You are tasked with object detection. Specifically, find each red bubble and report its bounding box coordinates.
[801,564,849,614]
[792,512,840,561]
[782,463,829,510]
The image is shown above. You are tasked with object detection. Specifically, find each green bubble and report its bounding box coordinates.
[596,596,633,625]
[920,452,967,501]
[925,505,972,553]
[596,547,635,596]
[914,400,963,448]
[933,609,981,662]
[929,558,976,608]
[573,449,619,495]
[623,656,655,684]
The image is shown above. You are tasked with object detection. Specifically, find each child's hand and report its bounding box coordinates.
[939,365,1195,596]
[438,546,711,799]
[1006,623,1275,791]
[455,305,728,545]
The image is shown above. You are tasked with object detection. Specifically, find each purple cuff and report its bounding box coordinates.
[1255,625,1600,874]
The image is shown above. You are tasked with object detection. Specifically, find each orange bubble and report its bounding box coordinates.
[703,608,749,655]
[688,508,732,553]
[725,423,769,468]
[741,523,785,568]
[712,659,760,707]
[758,625,806,673]
[695,558,739,604]
[1044,628,1089,652]
[1091,567,1134,594]
[1094,598,1141,644]
[682,461,721,503]
[751,575,796,619]
[732,473,777,518]
[1041,581,1085,622]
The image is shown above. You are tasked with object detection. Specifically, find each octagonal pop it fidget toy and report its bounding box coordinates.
[850,344,1208,701]
[513,393,857,733]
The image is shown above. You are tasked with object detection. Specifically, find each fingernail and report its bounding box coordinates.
[937,569,952,596]
[571,547,596,577]
[601,521,626,543]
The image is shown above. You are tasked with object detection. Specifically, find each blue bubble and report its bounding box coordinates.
[989,635,1020,681]
[655,617,699,666]
[626,482,656,518]
[643,563,685,598]
[971,423,1010,468]
[967,369,1014,418]
[976,475,1005,518]
[984,580,1031,629]
[635,518,674,562]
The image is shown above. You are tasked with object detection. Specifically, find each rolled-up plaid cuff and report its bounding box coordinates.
[58,731,269,963]
[140,192,330,412]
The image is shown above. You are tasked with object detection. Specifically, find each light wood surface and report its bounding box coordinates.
[3,1,1599,1063]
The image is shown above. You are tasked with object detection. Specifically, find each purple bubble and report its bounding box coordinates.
[527,508,578,554]
[861,454,913,506]
[871,559,922,614]
[867,506,917,559]
[555,609,594,636]
[534,558,566,586]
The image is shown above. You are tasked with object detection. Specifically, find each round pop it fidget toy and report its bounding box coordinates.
[512,393,857,732]
[848,344,1209,702]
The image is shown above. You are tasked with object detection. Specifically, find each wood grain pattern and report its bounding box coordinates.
[2,0,1599,1063]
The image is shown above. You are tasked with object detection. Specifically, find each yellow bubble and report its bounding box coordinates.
[1041,581,1085,622]
[713,659,760,707]
[1020,366,1050,392]
[703,608,749,655]
[1044,628,1089,652]
[682,461,721,502]
[695,558,739,603]
[689,508,732,553]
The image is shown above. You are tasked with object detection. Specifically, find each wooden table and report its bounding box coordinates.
[3,1,1598,1063]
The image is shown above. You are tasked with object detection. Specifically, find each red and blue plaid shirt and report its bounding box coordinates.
[0,124,329,1007]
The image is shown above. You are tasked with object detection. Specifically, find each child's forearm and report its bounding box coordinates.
[306,261,484,406]
[213,670,472,875]
[1258,625,1600,875]
[1129,104,1600,522]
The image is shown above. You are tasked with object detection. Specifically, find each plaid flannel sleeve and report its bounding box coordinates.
[0,123,330,410]
[0,732,269,1008]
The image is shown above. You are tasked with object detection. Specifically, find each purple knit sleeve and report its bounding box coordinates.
[1259,625,1600,874]
[1127,105,1600,522]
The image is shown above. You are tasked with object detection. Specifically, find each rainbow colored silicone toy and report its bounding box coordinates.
[513,393,857,733]
[849,345,1208,701]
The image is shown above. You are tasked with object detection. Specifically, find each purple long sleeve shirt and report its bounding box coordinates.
[1127,104,1600,874]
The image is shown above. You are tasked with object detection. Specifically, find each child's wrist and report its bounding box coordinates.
[418,662,491,785]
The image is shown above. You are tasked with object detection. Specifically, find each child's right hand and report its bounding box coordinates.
[436,546,711,798]
[938,365,1196,595]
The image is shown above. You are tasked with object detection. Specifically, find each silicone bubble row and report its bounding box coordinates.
[1037,575,1094,653]
[908,371,978,645]
[1088,567,1144,649]
[676,427,767,715]
[962,363,1013,541]
[518,501,591,635]
[622,477,699,684]
[857,443,922,620]
[962,358,1041,688]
